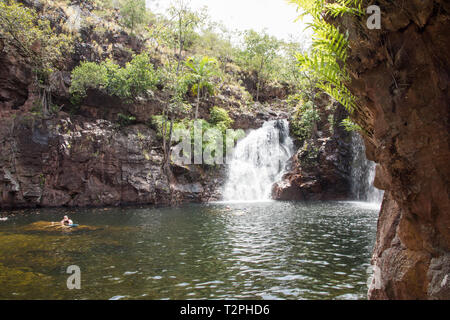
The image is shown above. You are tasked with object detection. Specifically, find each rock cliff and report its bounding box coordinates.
[0,115,224,208]
[342,0,450,299]
[272,98,353,201]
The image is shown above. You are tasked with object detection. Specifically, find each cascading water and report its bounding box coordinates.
[350,132,384,204]
[222,119,294,201]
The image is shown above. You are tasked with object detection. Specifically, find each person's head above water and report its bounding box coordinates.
[61,215,72,225]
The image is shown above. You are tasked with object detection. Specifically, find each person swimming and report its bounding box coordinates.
[61,215,73,226]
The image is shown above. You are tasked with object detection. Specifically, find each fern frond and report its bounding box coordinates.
[310,20,349,62]
[319,82,356,113]
[325,0,364,18]
[287,0,325,20]
[291,0,363,116]
[341,117,363,132]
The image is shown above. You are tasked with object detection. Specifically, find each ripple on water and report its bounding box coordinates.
[0,201,378,300]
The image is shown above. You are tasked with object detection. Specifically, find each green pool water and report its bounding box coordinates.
[0,201,379,300]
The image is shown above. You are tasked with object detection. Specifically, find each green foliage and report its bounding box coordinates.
[290,101,320,141]
[117,113,136,127]
[209,106,233,129]
[289,0,363,113]
[119,0,148,35]
[150,113,243,161]
[238,29,280,101]
[0,0,74,79]
[328,114,335,135]
[150,115,188,140]
[238,30,280,74]
[166,0,207,53]
[192,24,236,69]
[341,117,363,132]
[185,55,220,118]
[124,53,159,96]
[185,56,219,95]
[157,61,193,117]
[149,115,165,138]
[325,0,364,18]
[69,53,158,103]
[69,61,108,103]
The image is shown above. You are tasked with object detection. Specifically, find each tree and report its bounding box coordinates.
[185,55,219,119]
[167,0,206,72]
[0,0,73,116]
[239,30,280,102]
[150,0,206,184]
[119,0,148,36]
[156,60,191,183]
[192,22,235,73]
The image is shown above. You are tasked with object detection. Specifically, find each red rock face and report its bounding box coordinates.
[0,49,33,116]
[342,0,450,299]
[0,116,224,209]
[272,135,352,201]
[272,102,353,202]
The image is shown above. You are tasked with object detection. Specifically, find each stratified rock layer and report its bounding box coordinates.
[0,116,224,208]
[343,0,449,299]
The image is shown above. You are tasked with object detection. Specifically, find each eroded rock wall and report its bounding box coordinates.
[343,0,450,299]
[0,115,224,209]
[272,100,353,201]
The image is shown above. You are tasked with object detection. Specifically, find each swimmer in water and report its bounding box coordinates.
[60,215,73,226]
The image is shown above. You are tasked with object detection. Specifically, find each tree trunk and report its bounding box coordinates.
[256,59,264,102]
[195,83,201,120]
[256,79,260,102]
[165,117,174,169]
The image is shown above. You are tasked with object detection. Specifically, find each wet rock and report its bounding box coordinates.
[273,104,352,201]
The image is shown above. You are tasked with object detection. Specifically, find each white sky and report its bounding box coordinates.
[146,0,311,43]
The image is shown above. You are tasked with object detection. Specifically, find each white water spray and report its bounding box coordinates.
[350,133,384,204]
[222,120,294,201]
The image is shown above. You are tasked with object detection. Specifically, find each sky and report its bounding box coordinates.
[146,0,312,43]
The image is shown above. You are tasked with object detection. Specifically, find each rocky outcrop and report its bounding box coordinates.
[341,0,450,299]
[272,103,352,201]
[0,47,33,117]
[272,135,351,201]
[0,115,224,209]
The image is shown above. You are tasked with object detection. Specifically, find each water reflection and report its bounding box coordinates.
[0,201,377,300]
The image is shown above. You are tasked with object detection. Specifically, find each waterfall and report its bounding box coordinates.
[350,133,384,204]
[222,119,294,201]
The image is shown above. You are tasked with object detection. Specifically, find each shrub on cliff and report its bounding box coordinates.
[69,52,159,103]
[150,115,244,161]
[290,101,320,141]
[288,0,364,116]
[209,106,233,130]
